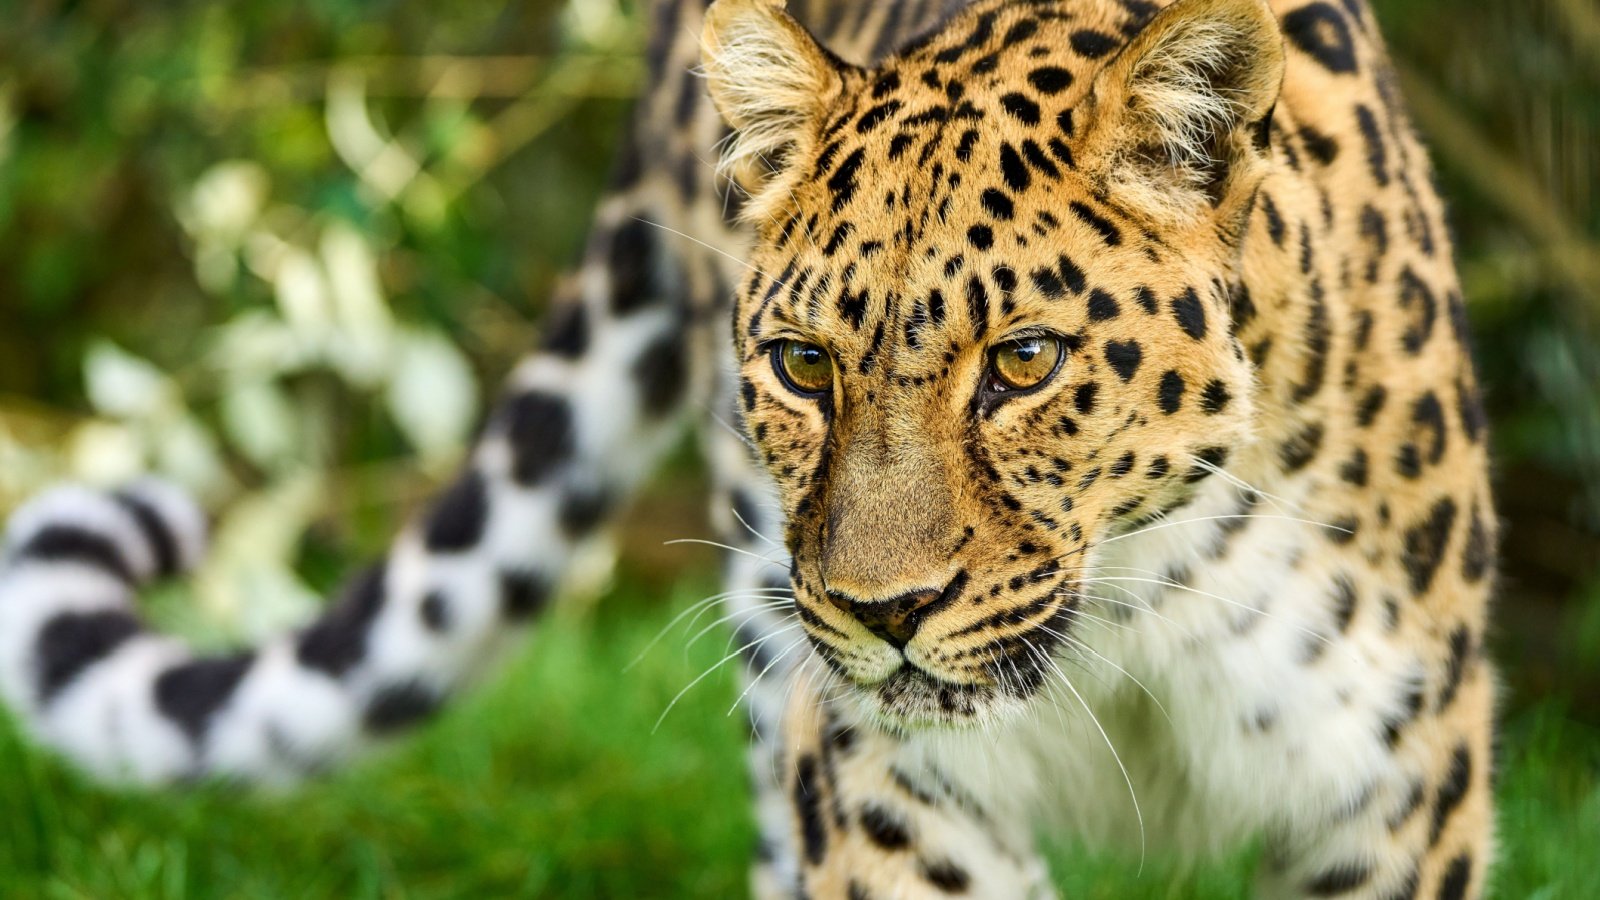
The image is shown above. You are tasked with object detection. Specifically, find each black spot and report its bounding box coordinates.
[420,591,450,633]
[1282,2,1358,74]
[1069,201,1122,246]
[980,188,1014,220]
[1109,452,1135,478]
[1280,423,1324,472]
[828,147,867,212]
[1381,682,1424,748]
[991,266,1017,297]
[35,609,142,704]
[953,129,979,162]
[1134,286,1159,315]
[1070,29,1118,58]
[424,471,489,553]
[1027,66,1073,94]
[794,754,827,864]
[1158,370,1186,414]
[1021,139,1061,179]
[633,332,688,418]
[1074,382,1099,414]
[1047,138,1075,168]
[856,100,903,133]
[1462,507,1491,583]
[1439,625,1473,710]
[1340,448,1369,486]
[1357,384,1388,427]
[966,275,991,337]
[998,143,1031,191]
[1200,379,1231,414]
[1398,267,1437,354]
[559,484,613,537]
[1355,103,1389,186]
[1306,861,1372,896]
[297,561,388,677]
[1437,854,1472,900]
[1104,341,1143,382]
[823,222,854,257]
[1146,456,1169,479]
[921,858,971,892]
[860,804,910,849]
[1260,193,1286,246]
[540,303,589,358]
[999,92,1041,125]
[503,391,575,486]
[1292,295,1331,403]
[154,653,255,744]
[1087,289,1120,321]
[1297,124,1340,164]
[1430,744,1472,845]
[1402,497,1457,595]
[363,681,443,734]
[607,218,658,315]
[1003,17,1039,45]
[113,491,179,577]
[1170,288,1207,340]
[1410,391,1448,467]
[14,525,133,583]
[1030,266,1065,299]
[1330,574,1358,632]
[501,569,552,621]
[967,224,994,251]
[1056,255,1087,293]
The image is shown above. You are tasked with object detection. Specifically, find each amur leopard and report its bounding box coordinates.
[0,0,1496,897]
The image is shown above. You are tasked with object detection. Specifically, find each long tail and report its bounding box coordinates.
[0,340,680,787]
[0,151,728,793]
[0,0,771,786]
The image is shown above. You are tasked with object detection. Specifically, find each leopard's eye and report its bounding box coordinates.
[990,336,1063,391]
[773,340,834,396]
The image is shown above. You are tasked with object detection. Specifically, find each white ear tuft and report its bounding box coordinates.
[702,0,851,216]
[1082,0,1284,225]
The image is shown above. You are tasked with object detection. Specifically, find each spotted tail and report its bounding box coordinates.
[0,323,687,786]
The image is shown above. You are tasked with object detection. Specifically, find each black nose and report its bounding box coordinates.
[826,586,946,649]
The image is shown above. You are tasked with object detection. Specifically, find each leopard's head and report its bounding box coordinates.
[704,0,1285,727]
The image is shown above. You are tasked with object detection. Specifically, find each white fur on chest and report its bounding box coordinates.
[905,478,1411,860]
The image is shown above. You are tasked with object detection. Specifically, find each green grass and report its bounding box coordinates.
[1,571,1596,898]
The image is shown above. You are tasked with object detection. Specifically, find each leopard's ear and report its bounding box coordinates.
[1079,0,1284,227]
[702,0,855,216]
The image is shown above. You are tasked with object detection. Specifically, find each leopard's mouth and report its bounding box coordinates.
[808,585,1079,729]
[848,653,1049,730]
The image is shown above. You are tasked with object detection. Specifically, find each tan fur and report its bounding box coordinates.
[704,0,1495,895]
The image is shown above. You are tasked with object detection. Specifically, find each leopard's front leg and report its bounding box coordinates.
[1254,655,1495,900]
[760,669,1055,900]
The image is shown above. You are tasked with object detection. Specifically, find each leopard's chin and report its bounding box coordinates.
[849,664,1032,731]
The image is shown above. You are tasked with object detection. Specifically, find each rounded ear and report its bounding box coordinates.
[702,0,854,218]
[1078,0,1285,227]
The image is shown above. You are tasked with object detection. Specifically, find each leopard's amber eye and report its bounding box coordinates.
[774,340,834,396]
[990,336,1062,391]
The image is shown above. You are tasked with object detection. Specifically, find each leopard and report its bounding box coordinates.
[0,0,1495,897]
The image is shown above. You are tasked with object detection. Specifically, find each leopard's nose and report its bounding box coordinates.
[826,587,945,650]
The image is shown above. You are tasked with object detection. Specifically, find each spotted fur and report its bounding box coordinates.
[0,0,1493,897]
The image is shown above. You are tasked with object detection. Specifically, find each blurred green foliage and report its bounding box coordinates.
[0,0,1597,894]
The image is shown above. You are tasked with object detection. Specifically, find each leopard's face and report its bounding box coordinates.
[709,0,1282,727]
